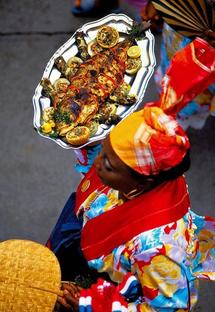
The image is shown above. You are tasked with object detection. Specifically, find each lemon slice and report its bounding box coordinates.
[66,126,90,146]
[41,122,53,134]
[66,56,83,67]
[127,46,141,59]
[87,40,96,56]
[86,121,99,137]
[87,40,104,56]
[54,78,70,93]
[108,104,117,115]
[126,58,142,75]
[96,26,119,48]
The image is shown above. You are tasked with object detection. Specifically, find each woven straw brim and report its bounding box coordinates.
[0,239,61,312]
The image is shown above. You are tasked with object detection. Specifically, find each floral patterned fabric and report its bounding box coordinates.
[79,187,215,311]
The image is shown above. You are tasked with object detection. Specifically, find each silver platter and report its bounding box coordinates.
[33,13,156,150]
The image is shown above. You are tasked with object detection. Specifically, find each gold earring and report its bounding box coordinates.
[122,188,144,200]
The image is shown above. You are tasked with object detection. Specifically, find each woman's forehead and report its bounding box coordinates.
[103,136,128,170]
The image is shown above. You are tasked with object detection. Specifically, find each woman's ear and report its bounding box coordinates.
[123,178,156,200]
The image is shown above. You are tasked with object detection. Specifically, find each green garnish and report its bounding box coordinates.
[127,21,151,41]
[49,131,59,139]
[53,109,70,124]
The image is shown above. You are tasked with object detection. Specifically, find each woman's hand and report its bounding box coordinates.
[141,2,163,33]
[57,282,82,311]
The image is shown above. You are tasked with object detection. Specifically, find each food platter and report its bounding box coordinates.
[33,13,156,150]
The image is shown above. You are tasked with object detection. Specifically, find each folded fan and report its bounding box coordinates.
[152,0,215,38]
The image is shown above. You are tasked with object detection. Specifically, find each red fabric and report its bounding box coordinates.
[79,279,128,312]
[159,38,215,116]
[75,165,103,214]
[80,168,190,260]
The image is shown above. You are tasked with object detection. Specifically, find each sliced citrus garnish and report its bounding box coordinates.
[41,122,53,134]
[87,39,104,56]
[66,126,90,145]
[108,104,117,115]
[86,121,99,137]
[127,46,141,58]
[126,58,142,75]
[66,56,83,67]
[96,26,119,49]
[53,78,70,93]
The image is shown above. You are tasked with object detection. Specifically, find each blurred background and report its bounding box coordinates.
[0,0,214,309]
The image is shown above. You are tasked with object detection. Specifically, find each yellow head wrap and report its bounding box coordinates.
[110,107,190,175]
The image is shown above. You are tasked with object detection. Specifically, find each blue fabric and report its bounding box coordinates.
[48,192,83,253]
[71,0,95,14]
[75,144,102,174]
[71,1,121,15]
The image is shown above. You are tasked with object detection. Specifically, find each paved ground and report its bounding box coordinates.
[0,0,214,310]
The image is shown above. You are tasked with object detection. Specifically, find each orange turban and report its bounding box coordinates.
[110,107,190,175]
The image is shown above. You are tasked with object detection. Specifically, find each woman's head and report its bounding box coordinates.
[110,106,190,175]
[95,107,190,195]
[95,135,155,194]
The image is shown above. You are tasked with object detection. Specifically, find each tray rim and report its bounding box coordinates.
[32,13,156,150]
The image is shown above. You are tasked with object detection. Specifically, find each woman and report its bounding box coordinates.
[141,0,215,130]
[57,107,215,312]
[49,38,215,311]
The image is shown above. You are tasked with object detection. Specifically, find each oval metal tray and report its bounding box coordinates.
[33,13,156,150]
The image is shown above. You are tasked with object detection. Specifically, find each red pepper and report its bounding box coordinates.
[114,55,125,72]
[101,73,118,87]
[68,84,80,92]
[96,82,109,98]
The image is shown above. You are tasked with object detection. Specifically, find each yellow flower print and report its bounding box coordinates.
[172,220,186,241]
[100,254,124,282]
[109,270,124,283]
[198,229,215,255]
[100,254,114,272]
[104,189,122,211]
[136,302,187,312]
[142,255,181,297]
[137,302,156,311]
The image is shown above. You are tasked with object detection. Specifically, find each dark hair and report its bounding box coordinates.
[129,150,191,185]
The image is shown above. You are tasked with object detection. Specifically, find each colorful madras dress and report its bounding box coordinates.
[74,166,215,312]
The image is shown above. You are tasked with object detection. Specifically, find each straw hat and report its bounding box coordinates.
[0,239,62,312]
